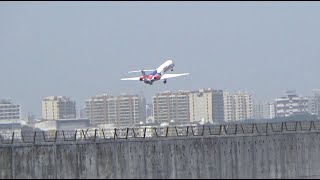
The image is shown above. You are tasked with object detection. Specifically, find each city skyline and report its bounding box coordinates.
[2,87,319,120]
[1,2,320,115]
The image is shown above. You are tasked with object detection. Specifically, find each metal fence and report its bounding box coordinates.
[1,121,320,144]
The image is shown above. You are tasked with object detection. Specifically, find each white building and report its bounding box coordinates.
[189,88,224,124]
[308,89,320,117]
[153,91,190,124]
[0,99,21,124]
[268,103,276,119]
[223,91,236,121]
[0,99,21,140]
[275,90,309,117]
[85,94,146,127]
[42,96,76,120]
[85,94,108,125]
[253,101,275,120]
[35,118,90,131]
[223,91,253,121]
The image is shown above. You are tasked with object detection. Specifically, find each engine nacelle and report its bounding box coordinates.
[154,74,161,80]
[139,76,145,81]
[148,75,154,80]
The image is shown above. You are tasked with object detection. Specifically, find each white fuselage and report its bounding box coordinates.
[156,60,175,75]
[143,60,174,84]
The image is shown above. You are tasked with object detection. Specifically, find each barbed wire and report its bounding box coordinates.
[0,121,319,144]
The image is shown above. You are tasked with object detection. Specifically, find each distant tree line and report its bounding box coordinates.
[227,112,320,124]
[270,112,319,122]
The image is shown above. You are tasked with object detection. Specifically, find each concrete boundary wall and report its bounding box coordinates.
[1,132,320,178]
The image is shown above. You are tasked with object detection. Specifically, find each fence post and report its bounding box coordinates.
[114,128,117,139]
[82,130,86,139]
[201,125,205,136]
[55,131,57,142]
[133,128,136,138]
[21,132,25,143]
[154,127,158,137]
[11,132,14,144]
[240,124,244,134]
[74,130,77,141]
[175,126,178,136]
[33,131,37,144]
[102,129,105,139]
[223,125,228,135]
[309,121,313,131]
[265,123,268,135]
[43,131,46,142]
[62,131,65,141]
[187,126,189,136]
[285,122,288,131]
[255,124,260,133]
[126,128,129,139]
[251,124,254,134]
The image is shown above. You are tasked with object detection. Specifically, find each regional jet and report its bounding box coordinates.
[121,60,190,85]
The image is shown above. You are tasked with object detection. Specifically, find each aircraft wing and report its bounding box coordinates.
[161,73,190,79]
[121,77,141,81]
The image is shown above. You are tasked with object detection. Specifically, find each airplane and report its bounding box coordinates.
[121,60,190,85]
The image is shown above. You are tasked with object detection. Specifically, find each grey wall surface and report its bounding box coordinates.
[1,132,320,179]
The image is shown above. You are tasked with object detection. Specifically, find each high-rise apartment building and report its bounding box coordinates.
[308,89,320,117]
[85,94,108,125]
[268,103,276,119]
[275,90,309,117]
[153,91,190,124]
[253,101,275,120]
[146,104,153,118]
[212,90,225,123]
[223,91,236,121]
[253,101,267,120]
[0,99,21,123]
[223,91,253,121]
[189,88,224,123]
[85,94,146,127]
[42,96,76,120]
[234,91,254,120]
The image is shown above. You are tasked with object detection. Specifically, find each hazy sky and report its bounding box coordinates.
[1,2,320,116]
